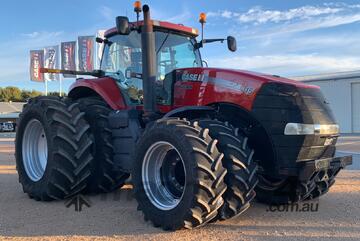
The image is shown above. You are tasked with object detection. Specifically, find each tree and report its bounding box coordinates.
[0,87,65,102]
[0,87,43,102]
[48,91,67,97]
[21,90,42,101]
[0,87,22,102]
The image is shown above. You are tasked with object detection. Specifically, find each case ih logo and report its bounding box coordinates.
[33,54,42,79]
[181,72,255,95]
[181,73,203,81]
[30,50,44,82]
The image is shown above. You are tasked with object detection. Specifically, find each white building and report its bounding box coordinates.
[294,71,360,134]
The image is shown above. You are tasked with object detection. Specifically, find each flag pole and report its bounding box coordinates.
[59,74,63,97]
[45,78,48,96]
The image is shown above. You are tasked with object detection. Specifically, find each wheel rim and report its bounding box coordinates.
[22,119,48,182]
[142,141,186,210]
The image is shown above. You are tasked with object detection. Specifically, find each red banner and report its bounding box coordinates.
[61,41,76,77]
[78,36,94,72]
[30,50,44,82]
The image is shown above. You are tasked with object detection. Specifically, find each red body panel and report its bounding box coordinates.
[69,68,319,113]
[69,77,127,110]
[172,68,319,111]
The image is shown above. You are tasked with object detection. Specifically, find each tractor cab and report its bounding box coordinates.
[100,23,202,106]
[97,7,236,113]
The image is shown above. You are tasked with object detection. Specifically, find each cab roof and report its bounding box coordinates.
[104,20,199,38]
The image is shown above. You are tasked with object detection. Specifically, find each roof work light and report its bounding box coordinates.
[199,13,207,24]
[199,13,207,41]
[134,1,142,23]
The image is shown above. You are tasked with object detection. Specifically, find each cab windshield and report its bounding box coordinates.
[100,31,202,104]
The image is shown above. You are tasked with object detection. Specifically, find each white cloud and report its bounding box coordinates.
[208,55,360,76]
[244,33,360,56]
[208,3,360,38]
[164,10,192,24]
[21,31,63,39]
[221,10,232,19]
[206,4,360,68]
[150,6,192,24]
[21,32,40,38]
[242,13,360,39]
[207,3,360,43]
[237,6,342,24]
[99,6,114,21]
[208,4,359,24]
[324,2,360,9]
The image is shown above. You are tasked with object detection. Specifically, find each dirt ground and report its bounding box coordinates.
[0,136,359,241]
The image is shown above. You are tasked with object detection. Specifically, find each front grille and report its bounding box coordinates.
[252,82,337,169]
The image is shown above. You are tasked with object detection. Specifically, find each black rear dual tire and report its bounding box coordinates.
[75,97,129,193]
[133,118,228,230]
[16,96,93,201]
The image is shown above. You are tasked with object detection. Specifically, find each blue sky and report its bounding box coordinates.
[1,0,360,92]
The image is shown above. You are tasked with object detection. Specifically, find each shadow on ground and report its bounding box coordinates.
[0,172,359,240]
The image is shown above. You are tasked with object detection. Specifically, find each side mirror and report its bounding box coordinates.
[95,37,104,43]
[96,37,112,45]
[227,36,237,52]
[116,16,130,35]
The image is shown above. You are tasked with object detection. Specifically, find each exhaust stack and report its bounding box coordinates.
[141,5,157,115]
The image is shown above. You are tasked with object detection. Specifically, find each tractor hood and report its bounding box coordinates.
[176,67,317,90]
[173,67,319,110]
[172,67,337,175]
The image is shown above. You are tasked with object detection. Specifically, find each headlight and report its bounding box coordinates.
[284,123,339,135]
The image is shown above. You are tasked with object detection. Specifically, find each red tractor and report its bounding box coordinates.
[16,3,352,230]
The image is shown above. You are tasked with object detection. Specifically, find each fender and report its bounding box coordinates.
[68,77,127,110]
[164,102,277,175]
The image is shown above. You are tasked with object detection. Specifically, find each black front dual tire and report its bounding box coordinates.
[16,96,93,201]
[16,96,129,201]
[133,118,228,230]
